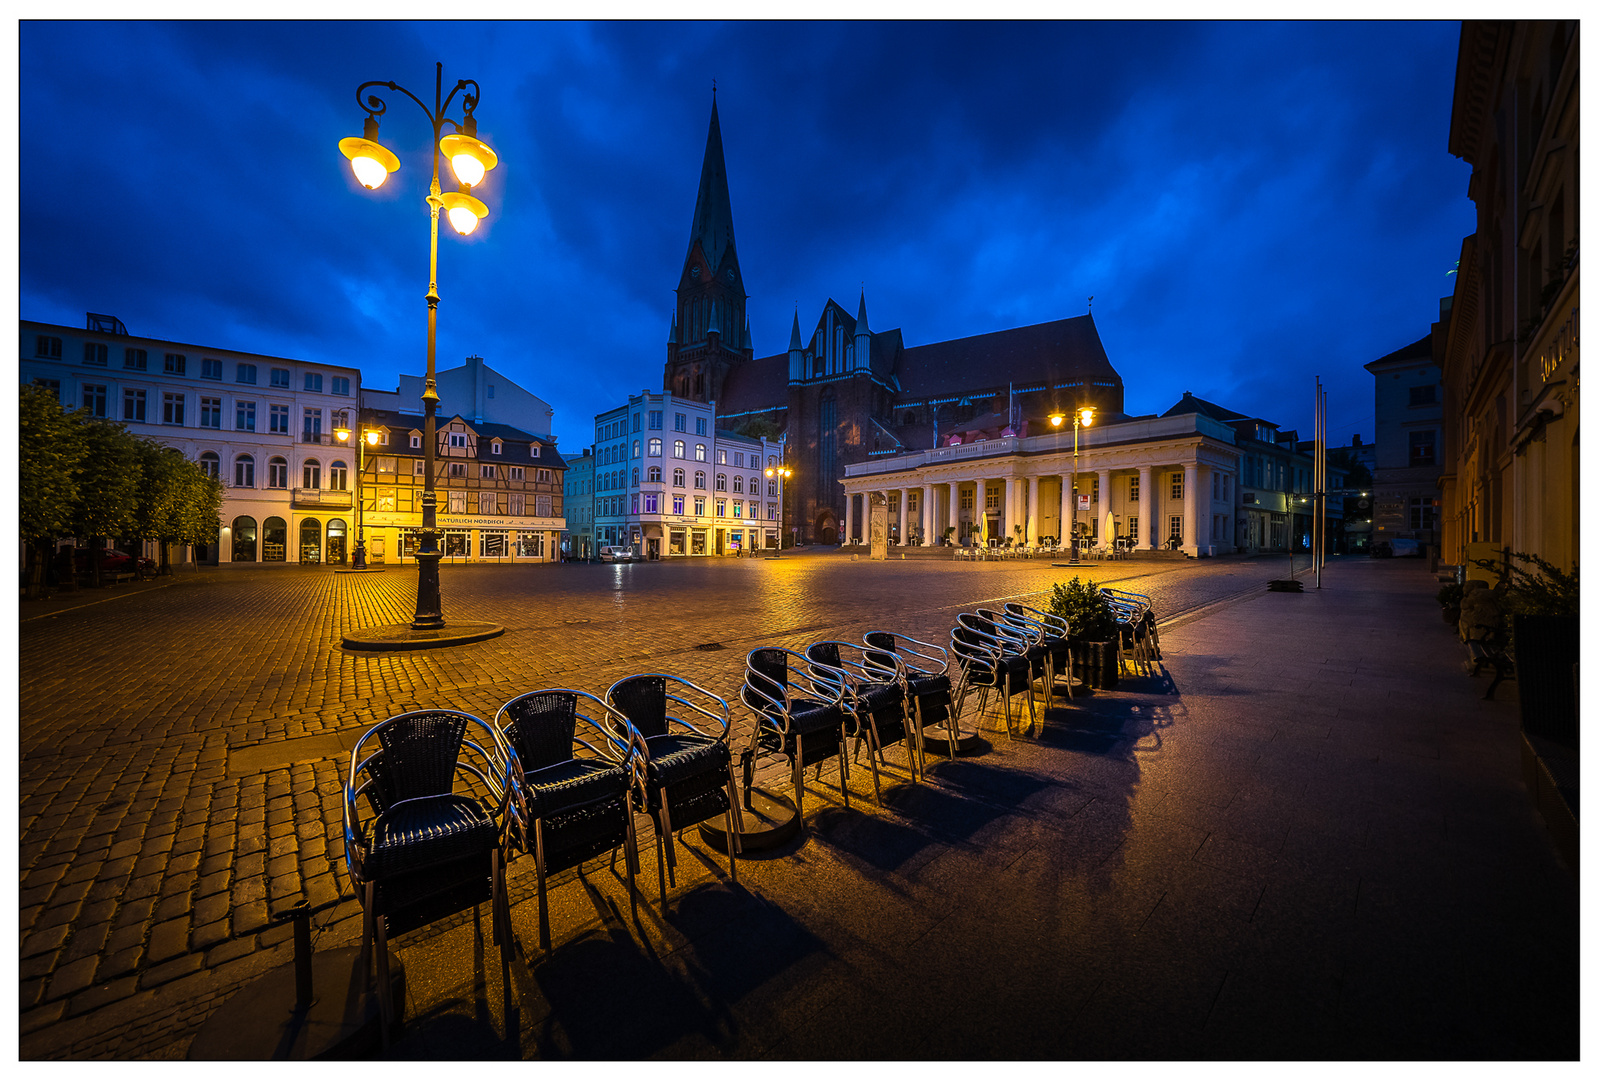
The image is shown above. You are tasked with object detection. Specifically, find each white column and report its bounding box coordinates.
[1184,464,1199,554]
[976,478,988,545]
[923,483,935,542]
[1025,476,1038,544]
[1198,466,1212,551]
[1138,465,1153,549]
[1098,467,1113,543]
[1060,470,1073,547]
[843,490,853,543]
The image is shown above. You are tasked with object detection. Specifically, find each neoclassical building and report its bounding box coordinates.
[841,410,1242,557]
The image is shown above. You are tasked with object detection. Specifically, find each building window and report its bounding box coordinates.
[448,432,468,448]
[449,462,467,478]
[531,444,540,458]
[1409,430,1436,466]
[536,494,552,516]
[270,367,290,388]
[201,358,222,379]
[82,384,107,418]
[1409,385,1437,406]
[648,466,662,482]
[648,410,663,430]
[267,457,288,488]
[734,452,744,467]
[717,449,727,465]
[716,473,727,491]
[123,388,147,422]
[414,459,425,475]
[199,396,221,428]
[83,343,108,366]
[538,468,552,483]
[480,491,497,515]
[768,504,778,521]
[986,489,1000,510]
[234,455,255,487]
[629,467,638,486]
[491,440,502,455]
[630,493,639,514]
[1169,515,1183,542]
[1170,473,1183,499]
[199,452,220,480]
[449,491,467,514]
[164,353,186,375]
[269,404,290,434]
[960,489,974,511]
[694,471,706,489]
[409,434,421,449]
[236,400,256,431]
[1127,516,1138,543]
[509,493,525,515]
[509,466,525,481]
[1410,497,1437,531]
[695,417,707,436]
[673,440,685,459]
[303,459,321,488]
[768,479,778,496]
[33,378,60,401]
[329,461,347,490]
[518,531,544,558]
[733,501,743,518]
[715,499,726,517]
[124,348,147,370]
[695,443,707,461]
[36,335,61,358]
[162,392,185,425]
[733,476,744,493]
[1129,475,1140,502]
[644,493,659,513]
[694,497,706,516]
[237,363,257,384]
[673,468,685,487]
[673,495,685,514]
[674,413,686,432]
[647,438,662,457]
[332,376,350,396]
[303,372,323,392]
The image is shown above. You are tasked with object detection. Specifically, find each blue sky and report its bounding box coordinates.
[19,19,1474,452]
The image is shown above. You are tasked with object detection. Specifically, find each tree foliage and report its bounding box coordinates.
[733,417,783,442]
[19,385,88,543]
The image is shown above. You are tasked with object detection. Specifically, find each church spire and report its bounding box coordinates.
[687,97,737,275]
[789,307,803,351]
[856,288,871,335]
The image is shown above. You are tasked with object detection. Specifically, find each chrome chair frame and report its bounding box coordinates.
[806,639,921,802]
[343,709,516,1038]
[950,612,1038,738]
[864,630,951,762]
[978,606,1053,713]
[493,689,642,952]
[1000,602,1075,706]
[740,646,853,818]
[604,673,744,899]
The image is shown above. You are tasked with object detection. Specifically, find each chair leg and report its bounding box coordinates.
[359,881,374,987]
[659,792,677,888]
[864,716,884,806]
[792,734,805,819]
[1023,676,1037,730]
[654,806,667,902]
[838,729,851,810]
[725,761,745,854]
[375,911,393,1045]
[723,768,739,882]
[533,819,551,953]
[623,793,640,924]
[1001,681,1014,739]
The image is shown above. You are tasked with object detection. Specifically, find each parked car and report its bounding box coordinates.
[72,547,157,578]
[598,545,636,564]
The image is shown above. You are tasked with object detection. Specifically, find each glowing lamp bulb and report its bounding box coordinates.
[365,430,381,446]
[451,153,486,188]
[1080,408,1095,427]
[448,205,480,235]
[351,154,390,190]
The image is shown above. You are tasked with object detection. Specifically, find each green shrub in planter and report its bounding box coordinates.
[1048,577,1117,642]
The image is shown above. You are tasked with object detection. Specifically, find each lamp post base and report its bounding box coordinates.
[341,622,503,651]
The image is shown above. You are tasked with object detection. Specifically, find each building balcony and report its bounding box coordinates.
[292,487,353,509]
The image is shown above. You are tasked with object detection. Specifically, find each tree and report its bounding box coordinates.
[71,415,143,586]
[733,417,782,442]
[127,438,224,575]
[18,386,88,597]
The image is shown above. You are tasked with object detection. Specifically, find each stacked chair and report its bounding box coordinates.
[605,673,744,897]
[1101,587,1162,677]
[950,611,1038,738]
[864,630,958,761]
[1000,601,1074,707]
[740,647,853,817]
[342,709,517,1037]
[977,606,1055,712]
[804,639,922,800]
[494,689,641,952]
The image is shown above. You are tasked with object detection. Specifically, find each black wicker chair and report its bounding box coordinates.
[741,647,853,818]
[1101,587,1160,675]
[494,689,641,953]
[343,709,516,1036]
[1000,601,1075,705]
[864,630,957,761]
[978,606,1053,712]
[604,674,743,899]
[951,612,1037,738]
[805,639,919,801]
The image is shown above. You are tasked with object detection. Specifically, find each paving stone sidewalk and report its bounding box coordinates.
[17,555,1576,1058]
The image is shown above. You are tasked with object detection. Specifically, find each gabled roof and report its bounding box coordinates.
[894,314,1117,400]
[1363,334,1434,373]
[1161,391,1245,423]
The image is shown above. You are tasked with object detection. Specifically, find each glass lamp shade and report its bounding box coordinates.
[365,430,381,446]
[1079,408,1096,427]
[439,191,488,236]
[339,136,400,190]
[438,133,498,189]
[334,427,351,443]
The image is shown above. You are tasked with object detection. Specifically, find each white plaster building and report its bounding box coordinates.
[842,411,1241,557]
[592,391,783,558]
[22,315,363,565]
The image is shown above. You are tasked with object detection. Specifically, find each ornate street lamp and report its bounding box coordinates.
[334,424,383,569]
[339,63,498,629]
[765,438,794,550]
[1050,407,1095,564]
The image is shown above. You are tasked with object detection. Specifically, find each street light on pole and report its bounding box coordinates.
[1050,406,1095,564]
[334,424,382,570]
[766,439,793,551]
[340,62,497,630]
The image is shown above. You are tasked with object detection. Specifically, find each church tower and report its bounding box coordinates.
[665,95,753,404]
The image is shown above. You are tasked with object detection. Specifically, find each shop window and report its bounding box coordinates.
[231,516,258,561]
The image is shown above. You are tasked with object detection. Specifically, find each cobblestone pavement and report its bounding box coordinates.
[17,551,1303,1056]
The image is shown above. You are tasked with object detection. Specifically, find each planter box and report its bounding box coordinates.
[1070,638,1119,690]
[1513,614,1579,750]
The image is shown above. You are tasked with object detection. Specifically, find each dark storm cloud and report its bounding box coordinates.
[20,20,1471,451]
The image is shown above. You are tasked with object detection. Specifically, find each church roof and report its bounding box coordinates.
[893,314,1117,400]
[685,99,737,276]
[716,352,789,416]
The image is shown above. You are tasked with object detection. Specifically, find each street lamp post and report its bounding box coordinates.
[340,63,497,629]
[766,437,793,551]
[335,424,382,569]
[1050,407,1095,565]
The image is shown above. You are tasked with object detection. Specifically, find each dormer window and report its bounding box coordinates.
[531,444,541,458]
[491,439,502,455]
[448,432,468,448]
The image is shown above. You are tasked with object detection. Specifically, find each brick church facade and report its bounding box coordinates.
[664,100,1127,545]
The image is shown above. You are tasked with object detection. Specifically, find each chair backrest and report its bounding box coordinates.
[498,691,578,772]
[364,710,469,815]
[609,675,668,740]
[806,641,842,668]
[863,631,897,675]
[746,648,789,711]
